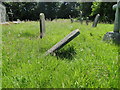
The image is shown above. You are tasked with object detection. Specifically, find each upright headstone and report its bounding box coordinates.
[0,2,6,23]
[69,15,73,23]
[92,14,100,27]
[80,18,83,24]
[86,17,89,25]
[80,11,83,24]
[55,16,57,21]
[113,0,120,33]
[39,13,45,38]
[103,0,120,44]
[45,29,80,55]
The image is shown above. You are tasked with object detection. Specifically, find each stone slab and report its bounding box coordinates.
[45,29,80,55]
[69,15,74,23]
[103,32,120,44]
[92,14,100,27]
[40,13,45,38]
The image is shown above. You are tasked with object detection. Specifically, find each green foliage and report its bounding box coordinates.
[91,2,101,16]
[2,20,119,88]
[3,2,38,21]
[58,2,81,18]
[80,2,92,17]
[3,2,81,21]
[91,2,116,23]
[3,2,117,23]
[37,2,59,20]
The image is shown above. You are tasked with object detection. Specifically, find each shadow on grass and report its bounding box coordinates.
[55,46,76,60]
[20,32,37,38]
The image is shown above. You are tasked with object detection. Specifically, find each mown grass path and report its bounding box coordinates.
[2,20,119,88]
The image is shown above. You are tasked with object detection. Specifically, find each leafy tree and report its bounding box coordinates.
[3,2,37,21]
[3,2,117,23]
[91,2,116,23]
[58,2,81,18]
[80,2,92,17]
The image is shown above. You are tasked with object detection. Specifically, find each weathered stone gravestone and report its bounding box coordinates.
[13,21,19,24]
[45,29,80,55]
[103,0,120,44]
[79,11,83,24]
[12,19,21,24]
[17,19,21,23]
[39,13,45,38]
[69,15,74,23]
[0,2,6,23]
[55,16,57,21]
[86,17,89,25]
[92,14,100,27]
[80,18,83,24]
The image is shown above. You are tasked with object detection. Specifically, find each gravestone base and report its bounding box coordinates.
[103,32,120,44]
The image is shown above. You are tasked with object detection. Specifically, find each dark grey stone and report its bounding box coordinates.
[55,16,57,21]
[69,15,74,23]
[79,11,83,24]
[39,13,45,38]
[103,32,120,44]
[113,0,120,33]
[45,29,80,55]
[80,18,83,24]
[92,14,100,27]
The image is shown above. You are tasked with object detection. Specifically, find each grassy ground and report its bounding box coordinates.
[2,19,119,88]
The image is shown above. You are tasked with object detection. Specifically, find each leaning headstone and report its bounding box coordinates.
[86,17,89,25]
[103,0,120,44]
[39,13,45,38]
[69,15,73,23]
[92,14,100,27]
[45,29,80,55]
[80,11,82,18]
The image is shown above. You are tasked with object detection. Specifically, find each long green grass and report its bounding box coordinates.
[2,19,119,88]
